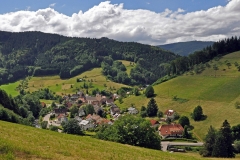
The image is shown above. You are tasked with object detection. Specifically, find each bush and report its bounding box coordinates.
[235,101,240,109]
[41,121,48,129]
[49,125,59,132]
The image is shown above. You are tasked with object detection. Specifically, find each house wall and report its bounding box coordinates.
[165,114,175,119]
[81,123,95,130]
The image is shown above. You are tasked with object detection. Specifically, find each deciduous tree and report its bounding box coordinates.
[62,119,83,135]
[178,116,190,128]
[192,105,203,121]
[96,115,161,150]
[145,85,154,98]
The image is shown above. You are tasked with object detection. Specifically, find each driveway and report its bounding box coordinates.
[161,141,204,151]
[43,113,61,128]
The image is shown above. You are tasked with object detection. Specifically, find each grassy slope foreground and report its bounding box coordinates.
[116,51,240,140]
[0,121,204,160]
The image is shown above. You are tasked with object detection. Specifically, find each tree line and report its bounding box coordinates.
[0,31,176,85]
[168,36,240,75]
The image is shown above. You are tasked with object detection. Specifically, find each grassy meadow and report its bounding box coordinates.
[116,51,240,140]
[0,120,206,160]
[0,81,20,97]
[0,67,129,97]
[119,60,135,75]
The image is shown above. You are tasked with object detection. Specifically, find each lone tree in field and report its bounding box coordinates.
[145,85,154,98]
[192,105,203,121]
[146,98,158,117]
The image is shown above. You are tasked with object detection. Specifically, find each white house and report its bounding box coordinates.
[79,120,95,130]
[128,107,138,114]
[78,108,85,117]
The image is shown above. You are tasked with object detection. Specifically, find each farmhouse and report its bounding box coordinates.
[110,104,120,116]
[86,93,102,104]
[158,124,184,139]
[79,120,95,130]
[164,109,175,120]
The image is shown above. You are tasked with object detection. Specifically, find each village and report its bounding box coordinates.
[41,90,185,140]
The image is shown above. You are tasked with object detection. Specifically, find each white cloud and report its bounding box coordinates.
[49,3,56,8]
[1,0,240,45]
[26,6,31,11]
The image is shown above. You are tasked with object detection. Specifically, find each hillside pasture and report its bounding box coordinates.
[119,60,135,75]
[117,51,240,140]
[1,68,129,97]
[0,120,205,160]
[0,81,19,97]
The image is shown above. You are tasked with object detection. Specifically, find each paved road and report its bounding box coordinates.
[43,113,51,128]
[43,113,61,128]
[161,141,204,151]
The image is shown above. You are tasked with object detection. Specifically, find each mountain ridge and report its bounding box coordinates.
[158,41,214,56]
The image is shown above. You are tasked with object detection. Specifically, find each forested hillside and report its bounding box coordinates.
[167,37,240,75]
[0,31,240,86]
[0,31,177,85]
[158,41,214,56]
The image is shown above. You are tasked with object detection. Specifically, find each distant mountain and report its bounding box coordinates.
[158,41,214,56]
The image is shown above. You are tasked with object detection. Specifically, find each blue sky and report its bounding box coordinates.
[0,0,239,45]
[1,0,229,16]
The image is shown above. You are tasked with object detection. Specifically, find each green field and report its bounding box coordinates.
[0,66,129,97]
[0,81,20,97]
[119,60,135,75]
[117,51,240,140]
[0,120,206,160]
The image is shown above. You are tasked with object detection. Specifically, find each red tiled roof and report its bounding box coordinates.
[57,114,65,119]
[97,118,110,124]
[150,119,159,126]
[159,124,184,136]
[91,114,101,121]
[41,102,46,108]
[86,114,92,119]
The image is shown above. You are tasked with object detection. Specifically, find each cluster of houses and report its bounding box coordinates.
[49,91,139,131]
[43,90,184,139]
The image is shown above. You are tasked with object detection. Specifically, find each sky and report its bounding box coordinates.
[0,0,240,45]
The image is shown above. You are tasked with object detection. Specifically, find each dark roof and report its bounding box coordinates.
[54,108,67,114]
[110,106,120,113]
